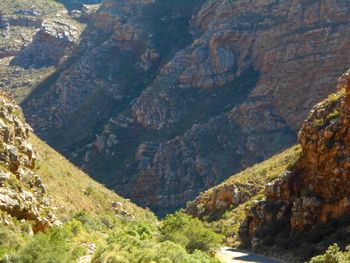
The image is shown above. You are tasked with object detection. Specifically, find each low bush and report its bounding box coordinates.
[309,244,350,263]
[160,211,223,254]
[15,222,85,263]
[93,219,220,263]
[1,211,221,263]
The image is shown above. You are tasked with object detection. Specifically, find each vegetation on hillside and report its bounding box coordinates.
[0,133,222,262]
[309,244,350,263]
[94,212,222,263]
[312,89,345,129]
[0,211,222,262]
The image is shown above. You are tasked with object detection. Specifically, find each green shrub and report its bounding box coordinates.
[309,244,350,263]
[134,241,192,263]
[137,242,219,263]
[93,216,220,263]
[326,110,340,122]
[94,237,219,263]
[0,217,30,260]
[160,212,223,253]
[15,222,85,263]
[313,118,325,129]
[100,214,116,229]
[93,221,156,263]
[16,228,72,263]
[327,89,345,103]
[1,211,220,263]
[74,211,103,231]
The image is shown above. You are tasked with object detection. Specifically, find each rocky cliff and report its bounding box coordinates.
[0,91,56,233]
[15,0,350,214]
[239,69,350,262]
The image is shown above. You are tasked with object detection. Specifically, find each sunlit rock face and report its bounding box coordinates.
[0,92,56,233]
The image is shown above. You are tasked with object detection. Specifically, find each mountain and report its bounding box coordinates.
[3,0,350,215]
[2,1,350,261]
[187,69,350,262]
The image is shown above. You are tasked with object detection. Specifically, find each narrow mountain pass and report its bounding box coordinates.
[217,247,284,263]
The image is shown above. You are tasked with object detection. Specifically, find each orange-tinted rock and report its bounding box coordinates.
[240,69,350,260]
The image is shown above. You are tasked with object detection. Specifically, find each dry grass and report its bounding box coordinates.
[29,134,151,221]
[226,145,301,186]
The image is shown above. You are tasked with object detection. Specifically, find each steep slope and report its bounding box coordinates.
[30,133,148,220]
[185,146,301,244]
[18,0,350,214]
[239,69,350,262]
[0,90,221,263]
[0,90,150,232]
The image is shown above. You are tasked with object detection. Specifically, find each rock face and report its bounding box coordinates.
[11,18,81,68]
[239,69,350,261]
[186,181,260,221]
[0,0,84,102]
[20,0,350,214]
[0,92,56,233]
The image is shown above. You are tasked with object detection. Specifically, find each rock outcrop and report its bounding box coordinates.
[11,18,81,68]
[186,181,259,220]
[239,69,350,261]
[0,92,55,233]
[20,0,350,214]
